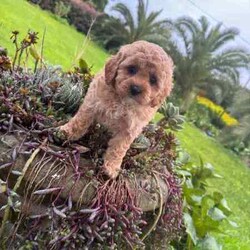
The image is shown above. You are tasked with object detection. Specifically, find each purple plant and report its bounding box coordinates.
[0,64,183,249]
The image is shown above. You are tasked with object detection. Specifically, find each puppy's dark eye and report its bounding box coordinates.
[149,74,157,86]
[127,65,138,75]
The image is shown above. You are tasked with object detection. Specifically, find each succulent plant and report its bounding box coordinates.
[131,134,151,150]
[33,65,62,85]
[0,66,183,249]
[158,101,185,131]
[0,35,183,248]
[33,66,86,114]
[53,79,84,113]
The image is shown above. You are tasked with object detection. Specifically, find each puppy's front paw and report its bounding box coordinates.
[102,164,120,179]
[53,127,69,144]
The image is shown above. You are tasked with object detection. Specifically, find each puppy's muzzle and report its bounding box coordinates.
[130,84,142,96]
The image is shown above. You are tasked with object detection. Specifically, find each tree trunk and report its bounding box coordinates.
[180,89,197,114]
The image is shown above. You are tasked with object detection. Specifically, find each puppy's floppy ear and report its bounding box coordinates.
[150,82,173,108]
[105,52,123,85]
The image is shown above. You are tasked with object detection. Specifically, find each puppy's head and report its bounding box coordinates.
[105,41,174,108]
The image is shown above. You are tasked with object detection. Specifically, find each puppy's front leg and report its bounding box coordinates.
[60,105,93,141]
[103,131,135,179]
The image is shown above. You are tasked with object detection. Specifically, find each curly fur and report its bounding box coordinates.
[60,41,174,178]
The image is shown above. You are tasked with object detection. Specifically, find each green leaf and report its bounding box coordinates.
[213,192,232,215]
[175,116,185,124]
[185,178,194,189]
[176,169,192,177]
[79,58,90,74]
[204,162,214,170]
[213,191,223,204]
[29,45,40,60]
[196,235,222,250]
[213,173,223,178]
[183,186,204,205]
[191,195,203,205]
[183,212,198,245]
[132,135,151,149]
[168,245,176,250]
[218,198,232,216]
[174,124,184,131]
[228,220,238,228]
[204,163,223,178]
[167,103,176,117]
[194,215,220,237]
[178,151,190,165]
[201,195,213,218]
[208,207,227,221]
[201,163,214,178]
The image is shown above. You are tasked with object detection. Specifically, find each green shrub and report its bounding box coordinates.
[186,102,219,137]
[28,0,99,34]
[173,154,237,249]
[54,1,71,18]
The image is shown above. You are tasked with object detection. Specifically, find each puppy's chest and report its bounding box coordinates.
[95,101,143,132]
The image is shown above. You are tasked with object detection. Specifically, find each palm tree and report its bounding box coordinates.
[166,16,250,112]
[92,0,171,51]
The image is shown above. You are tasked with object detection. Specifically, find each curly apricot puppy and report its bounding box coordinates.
[59,41,174,178]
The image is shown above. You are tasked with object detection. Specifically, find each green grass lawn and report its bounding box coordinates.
[178,123,250,250]
[1,1,250,249]
[0,0,108,72]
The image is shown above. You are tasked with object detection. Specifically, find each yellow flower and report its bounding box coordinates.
[221,113,239,126]
[196,96,238,126]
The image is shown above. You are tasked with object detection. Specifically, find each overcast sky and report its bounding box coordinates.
[106,0,250,86]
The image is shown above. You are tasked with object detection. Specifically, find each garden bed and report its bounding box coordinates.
[0,61,182,249]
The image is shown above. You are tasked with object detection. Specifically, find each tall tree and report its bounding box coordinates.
[92,0,171,51]
[166,16,250,112]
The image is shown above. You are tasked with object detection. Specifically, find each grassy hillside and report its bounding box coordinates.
[0,0,108,72]
[0,1,250,249]
[178,123,250,250]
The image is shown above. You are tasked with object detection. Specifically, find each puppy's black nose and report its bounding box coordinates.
[130,85,142,96]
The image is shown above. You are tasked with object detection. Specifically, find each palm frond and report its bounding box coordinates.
[174,24,192,55]
[199,16,209,35]
[93,0,171,50]
[112,3,135,36]
[137,0,147,29]
[211,29,239,52]
[175,16,200,40]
